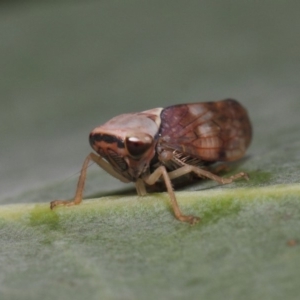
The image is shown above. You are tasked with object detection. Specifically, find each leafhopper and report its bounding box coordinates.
[51,99,252,224]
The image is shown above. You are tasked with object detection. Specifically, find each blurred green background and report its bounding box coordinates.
[1,0,300,203]
[1,1,300,300]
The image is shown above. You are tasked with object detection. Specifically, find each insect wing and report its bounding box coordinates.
[158,99,252,162]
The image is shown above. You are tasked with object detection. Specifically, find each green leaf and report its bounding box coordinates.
[1,185,300,300]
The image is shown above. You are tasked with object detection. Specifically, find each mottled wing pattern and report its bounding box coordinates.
[158,99,252,162]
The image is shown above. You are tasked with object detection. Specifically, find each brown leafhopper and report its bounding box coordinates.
[51,99,252,224]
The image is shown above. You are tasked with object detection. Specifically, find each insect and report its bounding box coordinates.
[51,99,252,224]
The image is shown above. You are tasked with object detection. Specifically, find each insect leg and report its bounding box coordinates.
[143,166,200,224]
[50,153,92,209]
[135,179,147,196]
[50,152,129,209]
[167,165,249,184]
[91,153,130,183]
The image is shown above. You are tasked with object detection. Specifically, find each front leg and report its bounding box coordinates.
[50,152,129,209]
[135,178,147,196]
[50,153,92,209]
[143,166,200,224]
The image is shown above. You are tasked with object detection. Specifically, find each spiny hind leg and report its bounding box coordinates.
[167,165,249,185]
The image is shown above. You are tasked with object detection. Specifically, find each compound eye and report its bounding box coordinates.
[125,134,153,159]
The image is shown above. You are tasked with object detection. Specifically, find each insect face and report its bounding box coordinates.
[89,109,163,181]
